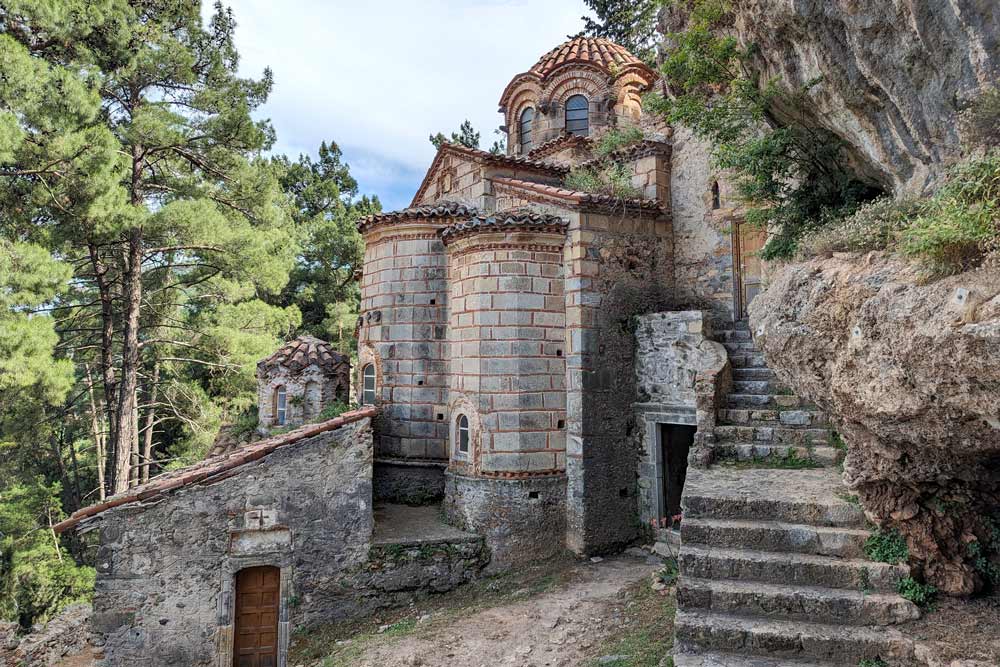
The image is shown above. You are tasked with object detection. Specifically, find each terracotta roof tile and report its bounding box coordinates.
[408,143,568,208]
[527,134,593,161]
[439,209,570,244]
[530,36,645,78]
[491,177,664,214]
[257,335,349,375]
[53,406,378,533]
[357,200,480,233]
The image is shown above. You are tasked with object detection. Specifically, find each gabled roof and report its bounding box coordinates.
[257,335,349,375]
[409,142,568,208]
[357,200,480,234]
[439,209,570,244]
[577,139,673,169]
[527,134,593,161]
[491,176,665,215]
[53,407,378,533]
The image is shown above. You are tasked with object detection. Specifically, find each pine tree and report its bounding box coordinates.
[429,119,481,150]
[1,1,297,492]
[581,0,661,63]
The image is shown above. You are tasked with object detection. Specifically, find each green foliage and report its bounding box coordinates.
[968,516,1000,587]
[648,0,882,259]
[858,659,889,667]
[899,151,1000,276]
[0,480,95,627]
[656,558,679,585]
[580,0,662,63]
[595,126,645,158]
[316,401,351,422]
[229,407,260,443]
[799,197,920,257]
[864,528,909,565]
[566,161,643,200]
[897,576,937,607]
[430,120,480,150]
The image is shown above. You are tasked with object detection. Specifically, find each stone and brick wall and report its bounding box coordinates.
[257,365,348,430]
[444,229,568,476]
[563,211,675,555]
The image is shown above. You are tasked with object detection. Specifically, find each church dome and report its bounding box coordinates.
[257,335,348,375]
[528,36,646,78]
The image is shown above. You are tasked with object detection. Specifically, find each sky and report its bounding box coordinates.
[206,0,592,211]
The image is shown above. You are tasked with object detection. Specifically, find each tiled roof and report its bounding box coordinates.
[358,200,480,233]
[439,209,570,244]
[530,36,646,78]
[409,142,568,208]
[577,139,673,169]
[491,177,665,214]
[52,407,378,534]
[527,134,593,161]
[257,335,349,375]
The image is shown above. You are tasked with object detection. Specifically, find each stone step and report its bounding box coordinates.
[728,353,768,369]
[715,328,753,343]
[677,577,920,626]
[674,610,915,665]
[681,519,870,558]
[731,368,776,381]
[678,545,909,593]
[726,393,805,409]
[713,425,832,446]
[712,443,842,467]
[723,340,758,353]
[672,651,840,667]
[719,409,829,428]
[732,379,791,395]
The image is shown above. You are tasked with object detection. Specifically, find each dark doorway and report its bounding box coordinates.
[234,566,280,667]
[660,424,695,518]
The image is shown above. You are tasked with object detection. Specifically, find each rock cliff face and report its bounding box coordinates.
[749,254,1000,595]
[663,0,1000,195]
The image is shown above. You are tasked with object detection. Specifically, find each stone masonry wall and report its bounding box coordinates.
[87,420,373,667]
[564,211,674,555]
[670,127,738,325]
[632,311,728,526]
[257,365,348,430]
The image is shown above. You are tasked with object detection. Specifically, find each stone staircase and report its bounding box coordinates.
[672,322,921,666]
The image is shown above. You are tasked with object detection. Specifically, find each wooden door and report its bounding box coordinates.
[733,222,768,319]
[233,566,280,667]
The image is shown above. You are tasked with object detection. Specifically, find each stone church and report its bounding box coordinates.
[53,36,805,667]
[357,35,763,565]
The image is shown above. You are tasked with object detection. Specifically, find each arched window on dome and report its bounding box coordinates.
[519,107,534,155]
[565,95,589,136]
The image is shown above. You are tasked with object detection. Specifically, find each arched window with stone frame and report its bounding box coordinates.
[455,414,470,455]
[272,385,287,426]
[565,94,589,136]
[519,107,534,155]
[711,180,722,210]
[361,364,376,405]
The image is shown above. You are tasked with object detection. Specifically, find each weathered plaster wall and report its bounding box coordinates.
[87,421,373,667]
[564,211,674,555]
[669,128,738,326]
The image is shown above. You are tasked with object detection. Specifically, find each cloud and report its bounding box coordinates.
[210,0,591,210]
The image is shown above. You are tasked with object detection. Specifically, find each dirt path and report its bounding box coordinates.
[323,556,665,667]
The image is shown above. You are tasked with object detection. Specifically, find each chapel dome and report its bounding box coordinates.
[257,335,349,375]
[528,36,646,78]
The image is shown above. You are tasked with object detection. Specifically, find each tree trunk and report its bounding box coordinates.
[85,364,107,501]
[113,226,143,493]
[140,361,159,484]
[87,242,117,497]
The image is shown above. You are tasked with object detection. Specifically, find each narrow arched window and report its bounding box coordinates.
[361,364,376,405]
[457,415,470,454]
[519,107,534,155]
[565,95,589,136]
[273,385,287,425]
[711,181,721,210]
